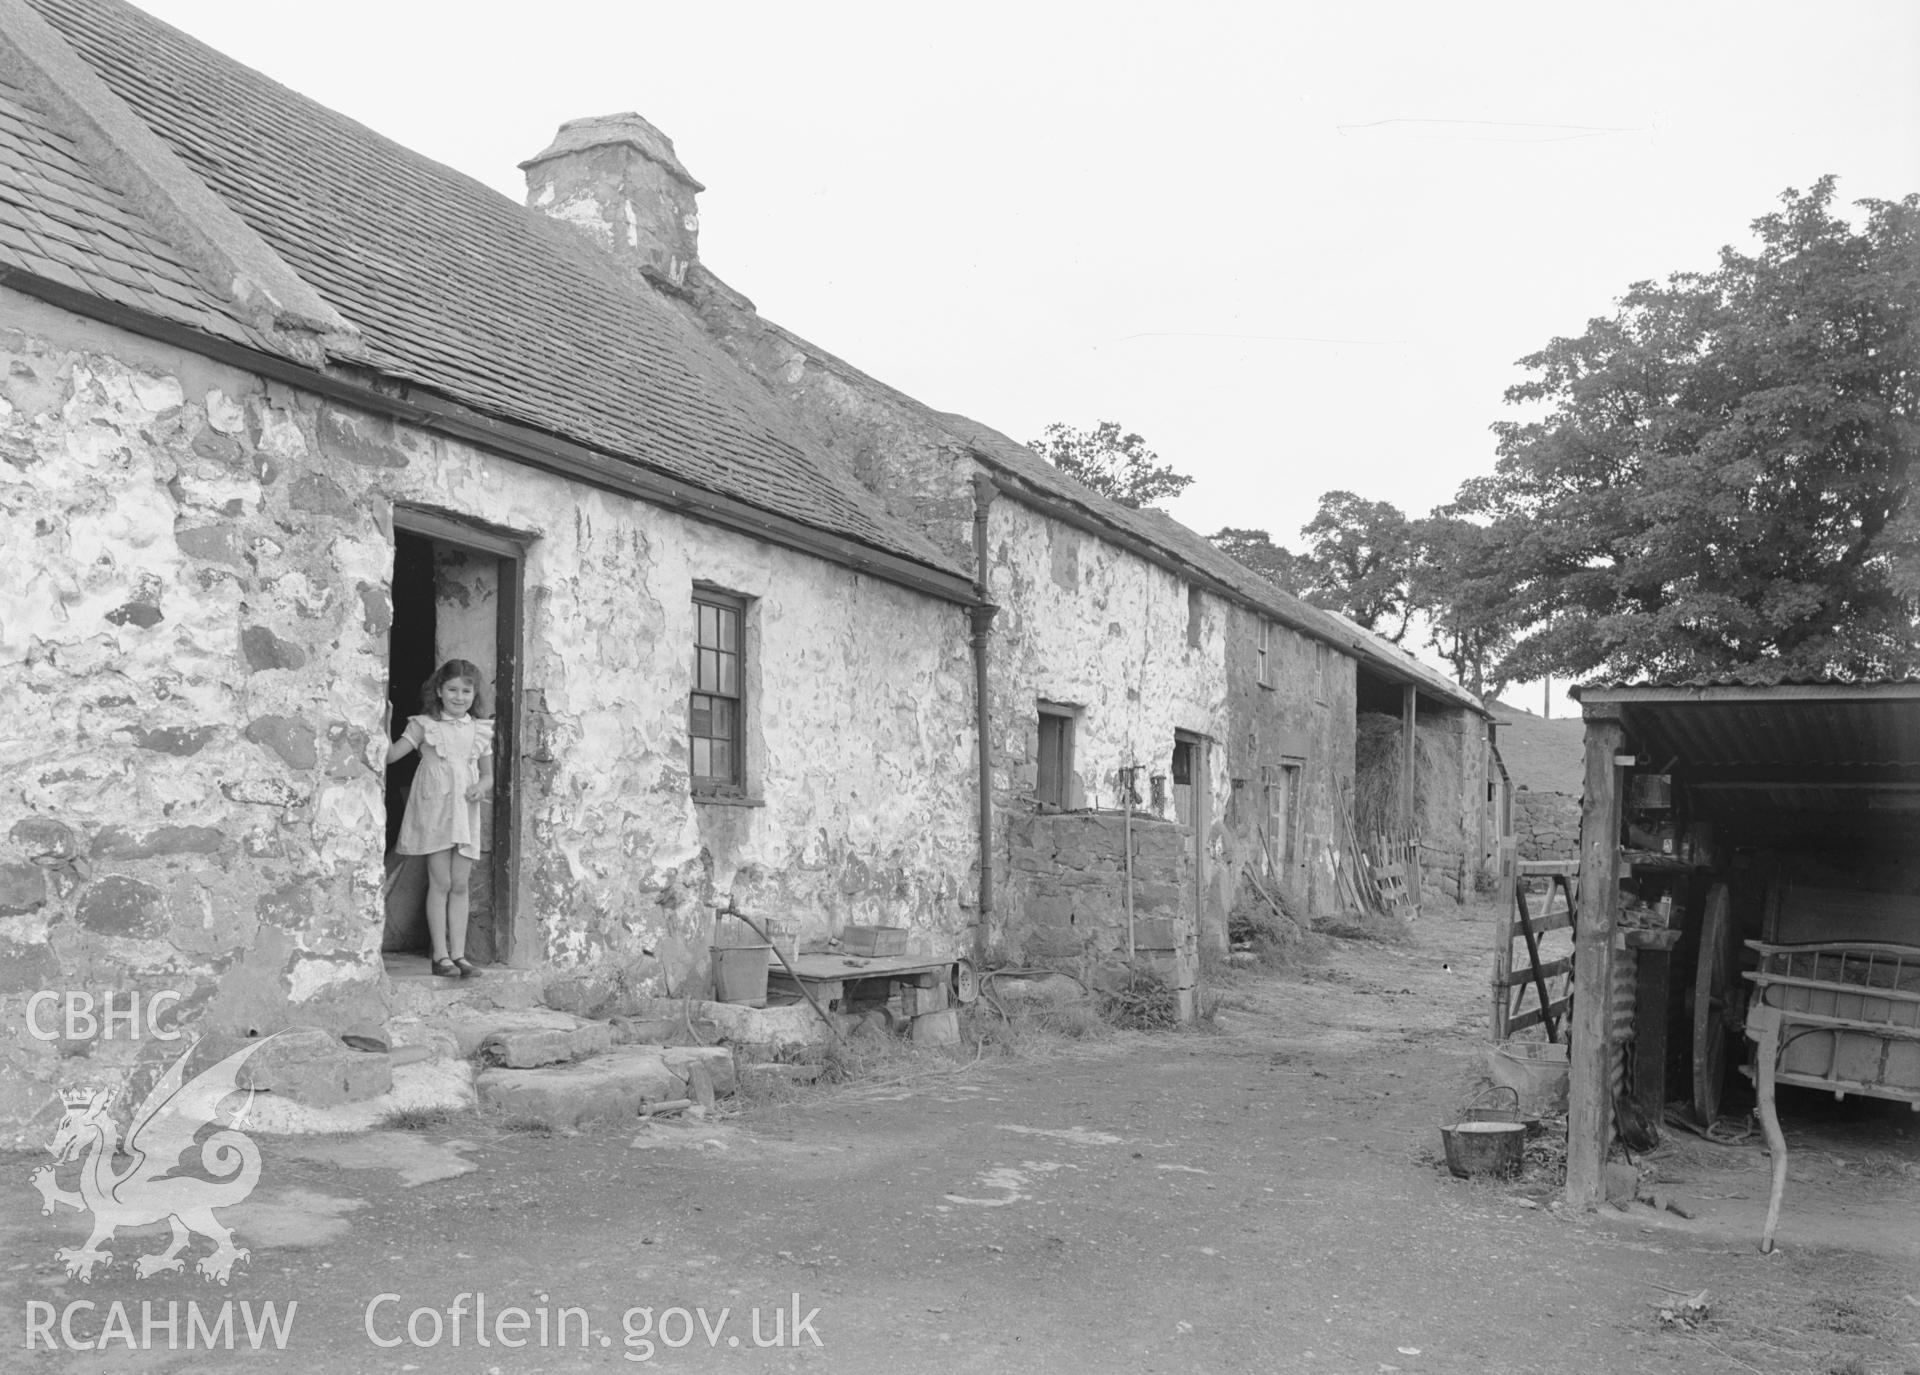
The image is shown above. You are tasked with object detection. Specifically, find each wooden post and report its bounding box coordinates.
[1400,684,1417,838]
[1566,714,1625,1208]
[1491,871,1513,1041]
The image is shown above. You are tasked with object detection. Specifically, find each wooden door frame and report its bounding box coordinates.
[391,506,528,967]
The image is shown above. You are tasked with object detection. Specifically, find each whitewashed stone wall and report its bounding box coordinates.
[982,503,1233,958]
[0,291,975,1137]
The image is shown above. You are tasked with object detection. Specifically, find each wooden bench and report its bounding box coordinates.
[767,952,968,1041]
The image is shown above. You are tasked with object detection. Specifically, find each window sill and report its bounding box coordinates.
[692,791,765,809]
[1257,680,1275,691]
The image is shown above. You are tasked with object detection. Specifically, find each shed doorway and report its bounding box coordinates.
[382,511,523,969]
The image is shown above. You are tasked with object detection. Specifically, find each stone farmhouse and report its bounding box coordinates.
[0,0,1486,1132]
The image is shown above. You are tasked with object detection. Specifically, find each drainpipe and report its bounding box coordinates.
[969,473,1000,970]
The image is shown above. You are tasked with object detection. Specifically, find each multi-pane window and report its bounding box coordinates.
[690,593,744,790]
[1256,618,1272,688]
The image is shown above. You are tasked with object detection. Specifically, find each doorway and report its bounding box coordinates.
[1173,730,1215,958]
[383,511,523,967]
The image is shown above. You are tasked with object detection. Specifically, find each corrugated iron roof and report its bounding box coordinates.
[1575,679,1920,850]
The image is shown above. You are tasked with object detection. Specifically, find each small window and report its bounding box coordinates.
[1186,586,1203,649]
[1257,619,1273,688]
[1036,706,1075,809]
[690,591,745,791]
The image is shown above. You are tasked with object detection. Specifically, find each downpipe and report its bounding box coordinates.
[969,473,999,970]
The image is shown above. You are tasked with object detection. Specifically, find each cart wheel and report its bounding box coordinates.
[1692,882,1740,1125]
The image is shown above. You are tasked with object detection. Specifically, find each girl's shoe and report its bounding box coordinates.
[431,957,461,978]
[453,957,484,979]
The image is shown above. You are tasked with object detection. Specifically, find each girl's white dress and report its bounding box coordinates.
[395,714,493,860]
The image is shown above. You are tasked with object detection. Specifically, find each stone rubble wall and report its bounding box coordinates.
[0,293,977,1139]
[1513,789,1580,862]
[1002,812,1197,1014]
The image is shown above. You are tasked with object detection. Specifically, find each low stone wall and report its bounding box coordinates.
[1001,812,1197,1017]
[1514,789,1579,861]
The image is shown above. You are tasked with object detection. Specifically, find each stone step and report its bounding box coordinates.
[422,1006,606,1060]
[382,952,545,1019]
[475,1045,735,1129]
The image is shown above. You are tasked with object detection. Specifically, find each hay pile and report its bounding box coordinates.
[1354,712,1454,842]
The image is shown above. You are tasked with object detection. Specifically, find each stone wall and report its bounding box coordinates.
[1218,603,1354,929]
[0,291,978,1137]
[1514,789,1580,862]
[1002,812,1197,1015]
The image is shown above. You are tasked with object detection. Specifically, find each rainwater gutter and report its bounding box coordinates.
[969,473,1000,969]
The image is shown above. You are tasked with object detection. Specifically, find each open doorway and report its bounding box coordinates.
[1172,730,1216,958]
[382,511,523,970]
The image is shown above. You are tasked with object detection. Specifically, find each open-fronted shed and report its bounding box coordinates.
[1564,679,1920,1230]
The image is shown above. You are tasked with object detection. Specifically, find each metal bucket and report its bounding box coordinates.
[711,915,771,1007]
[1440,1120,1527,1177]
[1440,1086,1527,1178]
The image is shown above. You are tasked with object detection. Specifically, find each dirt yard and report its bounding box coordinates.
[6,901,1918,1374]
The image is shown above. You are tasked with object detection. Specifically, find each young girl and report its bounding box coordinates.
[386,659,494,978]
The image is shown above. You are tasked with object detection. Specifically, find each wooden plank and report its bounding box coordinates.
[1567,717,1625,1208]
[1400,685,1417,836]
[1517,860,1581,877]
[1492,856,1515,1042]
[1508,997,1574,1034]
[1508,908,1574,938]
[1498,955,1573,987]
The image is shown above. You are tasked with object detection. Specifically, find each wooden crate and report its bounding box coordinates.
[839,924,909,957]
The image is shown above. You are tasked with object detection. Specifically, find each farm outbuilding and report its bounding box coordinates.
[1563,680,1920,1243]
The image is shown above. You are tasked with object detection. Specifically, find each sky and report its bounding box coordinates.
[128,0,1920,709]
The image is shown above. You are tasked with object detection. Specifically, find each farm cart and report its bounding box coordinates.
[1563,679,1920,1215]
[1738,889,1920,1252]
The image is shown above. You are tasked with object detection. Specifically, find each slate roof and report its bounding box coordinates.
[9,0,962,580]
[0,65,262,347]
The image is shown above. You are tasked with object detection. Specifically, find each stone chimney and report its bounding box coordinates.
[520,113,704,288]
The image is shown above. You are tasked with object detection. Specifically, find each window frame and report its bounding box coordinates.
[689,588,748,797]
[1256,618,1273,689]
[1035,703,1077,811]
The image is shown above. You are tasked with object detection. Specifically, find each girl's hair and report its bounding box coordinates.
[420,659,490,719]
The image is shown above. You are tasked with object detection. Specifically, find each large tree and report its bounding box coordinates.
[1410,514,1514,699]
[1459,178,1919,684]
[1029,421,1193,510]
[1298,491,1416,642]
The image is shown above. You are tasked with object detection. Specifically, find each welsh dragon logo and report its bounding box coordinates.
[31,1036,277,1285]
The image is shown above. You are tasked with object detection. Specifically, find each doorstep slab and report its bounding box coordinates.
[475,1046,683,1128]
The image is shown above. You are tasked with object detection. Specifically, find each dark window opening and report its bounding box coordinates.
[1037,708,1074,809]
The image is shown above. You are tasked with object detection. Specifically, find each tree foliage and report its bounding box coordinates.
[1029,421,1194,510]
[1206,527,1311,595]
[1410,515,1514,699]
[1298,492,1416,642]
[1458,178,1919,684]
